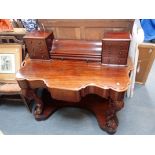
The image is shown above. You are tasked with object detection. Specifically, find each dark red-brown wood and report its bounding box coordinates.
[16,57,132,134]
[17,31,133,134]
[24,31,54,59]
[33,89,124,134]
[50,39,102,62]
[102,32,131,65]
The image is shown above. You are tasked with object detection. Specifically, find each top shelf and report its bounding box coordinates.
[102,32,131,41]
[0,28,26,35]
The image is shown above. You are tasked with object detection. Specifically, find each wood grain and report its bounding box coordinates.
[17,57,132,102]
[38,19,134,40]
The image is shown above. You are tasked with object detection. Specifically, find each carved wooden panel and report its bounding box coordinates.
[38,19,134,41]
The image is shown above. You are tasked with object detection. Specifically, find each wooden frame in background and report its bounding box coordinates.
[0,44,22,83]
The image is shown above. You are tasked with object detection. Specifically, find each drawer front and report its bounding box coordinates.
[102,57,127,65]
[102,40,129,65]
[28,52,49,59]
[102,41,130,55]
[102,49,128,58]
[103,41,130,47]
[25,39,47,52]
[25,39,49,59]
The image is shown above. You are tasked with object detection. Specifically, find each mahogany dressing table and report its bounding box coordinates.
[16,31,132,134]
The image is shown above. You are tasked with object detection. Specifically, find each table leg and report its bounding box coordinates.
[21,88,44,117]
[20,88,125,134]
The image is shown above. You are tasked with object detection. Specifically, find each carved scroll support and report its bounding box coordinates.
[18,79,126,134]
[18,80,44,118]
[96,90,125,134]
[21,88,44,116]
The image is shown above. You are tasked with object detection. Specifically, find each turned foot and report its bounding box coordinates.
[104,115,118,134]
[96,112,118,134]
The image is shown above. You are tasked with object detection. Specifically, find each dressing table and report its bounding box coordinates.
[16,31,133,134]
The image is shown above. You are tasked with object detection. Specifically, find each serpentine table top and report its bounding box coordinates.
[16,57,133,101]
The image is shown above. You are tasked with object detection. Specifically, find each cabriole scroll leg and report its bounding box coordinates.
[21,88,44,117]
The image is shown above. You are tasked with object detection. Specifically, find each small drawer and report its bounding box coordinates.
[118,51,128,58]
[102,49,111,57]
[119,41,130,46]
[102,57,127,65]
[117,58,127,65]
[40,55,49,59]
[29,54,49,59]
[103,41,129,48]
[102,57,110,64]
[119,45,129,51]
[103,49,128,58]
[102,57,119,64]
[109,57,117,64]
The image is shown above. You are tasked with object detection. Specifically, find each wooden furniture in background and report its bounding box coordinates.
[0,83,31,112]
[0,28,26,42]
[136,43,155,84]
[38,19,134,40]
[0,28,27,59]
[0,41,31,111]
[16,31,133,134]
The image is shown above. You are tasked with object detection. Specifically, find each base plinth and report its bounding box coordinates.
[32,91,120,134]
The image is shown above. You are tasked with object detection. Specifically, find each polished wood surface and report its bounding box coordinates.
[24,31,54,59]
[24,31,52,39]
[17,58,132,101]
[103,31,131,40]
[16,57,132,134]
[51,39,102,62]
[34,91,124,134]
[17,30,133,134]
